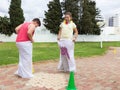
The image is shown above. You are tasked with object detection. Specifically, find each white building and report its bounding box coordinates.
[108,14,120,27]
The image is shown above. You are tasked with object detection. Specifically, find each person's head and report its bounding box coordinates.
[32,18,41,27]
[64,12,72,22]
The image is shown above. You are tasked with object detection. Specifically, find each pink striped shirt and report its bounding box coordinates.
[16,22,31,42]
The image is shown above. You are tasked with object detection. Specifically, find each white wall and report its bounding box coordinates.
[1,27,120,42]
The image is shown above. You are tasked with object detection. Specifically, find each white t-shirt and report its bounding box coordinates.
[60,21,76,39]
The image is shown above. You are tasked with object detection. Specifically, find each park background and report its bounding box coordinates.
[1,1,120,90]
[1,0,120,66]
[1,0,120,42]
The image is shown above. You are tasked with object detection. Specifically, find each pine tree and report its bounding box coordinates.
[9,0,24,33]
[62,0,80,33]
[44,0,63,34]
[80,0,101,35]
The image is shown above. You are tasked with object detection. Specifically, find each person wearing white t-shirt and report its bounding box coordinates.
[57,12,78,72]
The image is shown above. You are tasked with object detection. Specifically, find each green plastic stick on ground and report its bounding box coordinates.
[66,71,77,90]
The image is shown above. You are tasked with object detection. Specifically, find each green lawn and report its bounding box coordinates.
[0,42,120,66]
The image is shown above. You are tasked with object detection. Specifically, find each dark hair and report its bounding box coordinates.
[32,18,41,26]
[65,12,72,17]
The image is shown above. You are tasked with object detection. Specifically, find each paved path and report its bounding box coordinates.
[0,47,120,90]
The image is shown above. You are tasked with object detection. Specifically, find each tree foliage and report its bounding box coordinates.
[0,16,12,36]
[9,0,24,33]
[0,0,24,36]
[44,0,63,34]
[80,0,101,35]
[44,0,102,35]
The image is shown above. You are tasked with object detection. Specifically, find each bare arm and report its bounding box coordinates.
[73,28,78,42]
[15,24,22,34]
[57,28,62,40]
[27,24,35,43]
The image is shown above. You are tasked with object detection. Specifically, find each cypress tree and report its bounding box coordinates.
[9,0,24,33]
[44,0,63,34]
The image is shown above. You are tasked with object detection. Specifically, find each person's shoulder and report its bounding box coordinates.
[70,21,75,24]
[71,21,76,26]
[60,21,64,27]
[70,21,77,28]
[28,23,36,29]
[21,22,30,26]
[30,23,35,27]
